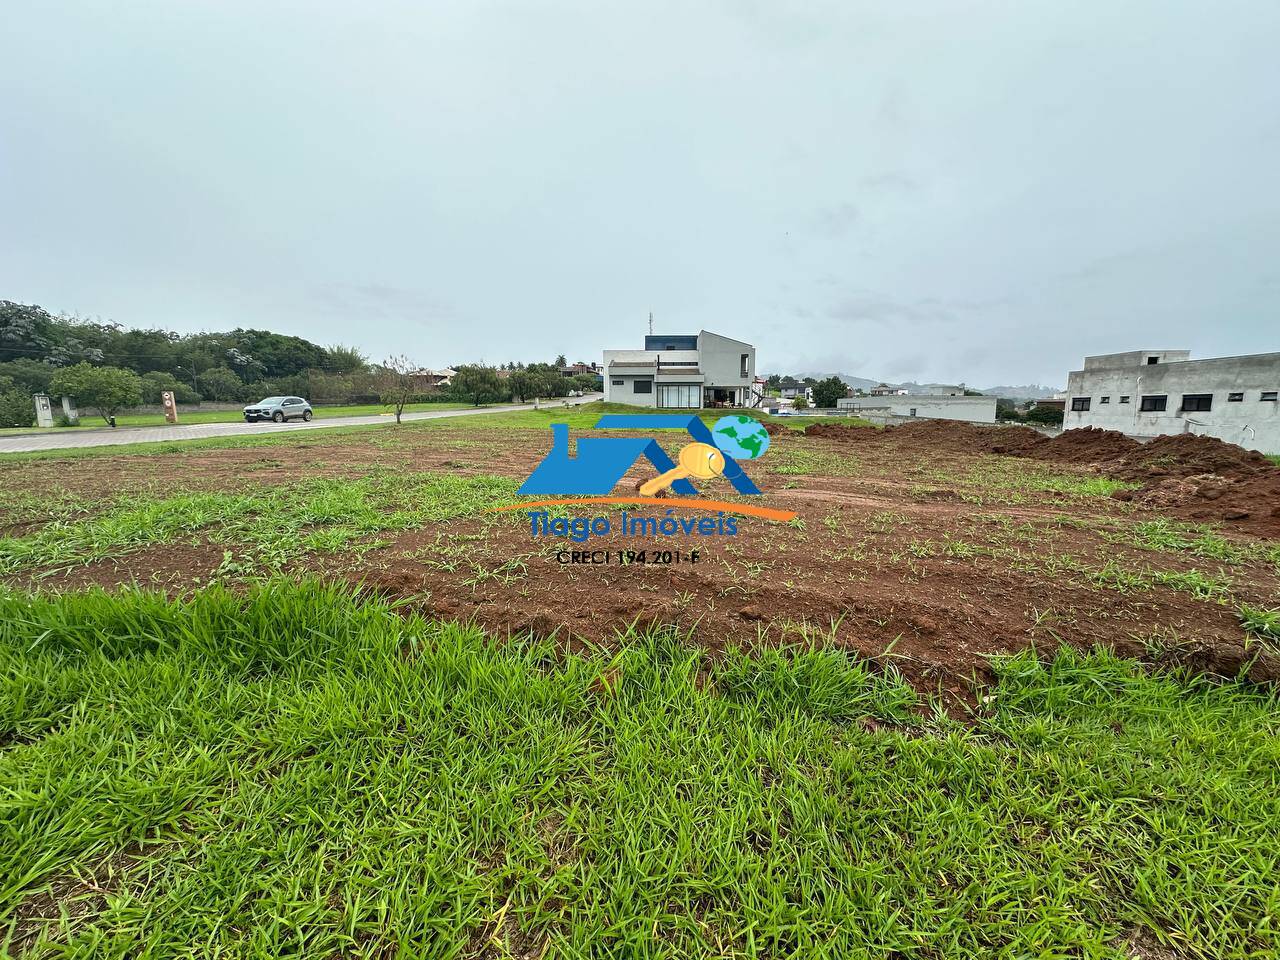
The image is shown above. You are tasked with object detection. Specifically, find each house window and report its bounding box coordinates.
[1071,397,1091,411]
[1228,392,1243,402]
[1119,396,1130,403]
[633,379,652,394]
[1147,356,1159,365]
[611,379,623,386]
[1262,391,1278,402]
[1139,395,1167,412]
[1181,394,1212,412]
[1100,396,1110,404]
[740,354,749,377]
[909,408,917,417]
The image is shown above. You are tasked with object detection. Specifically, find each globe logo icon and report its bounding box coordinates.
[711,414,770,461]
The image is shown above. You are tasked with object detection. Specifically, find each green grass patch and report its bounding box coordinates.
[1239,604,1280,648]
[0,471,519,576]
[1114,519,1259,565]
[1,582,1278,956]
[1088,560,1232,601]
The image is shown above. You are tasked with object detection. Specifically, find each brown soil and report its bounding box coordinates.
[804,420,1280,536]
[3,420,1278,705]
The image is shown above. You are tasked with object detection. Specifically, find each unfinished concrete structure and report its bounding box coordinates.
[836,393,997,423]
[1064,350,1280,453]
[602,331,761,409]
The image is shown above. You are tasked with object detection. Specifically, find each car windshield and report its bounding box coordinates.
[255,397,285,405]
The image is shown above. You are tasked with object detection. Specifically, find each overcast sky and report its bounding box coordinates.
[3,1,1278,387]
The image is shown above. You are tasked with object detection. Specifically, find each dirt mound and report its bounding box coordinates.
[1029,427,1140,464]
[803,422,880,440]
[985,427,1051,456]
[761,421,787,437]
[1113,433,1273,482]
[804,417,1279,537]
[1137,471,1280,538]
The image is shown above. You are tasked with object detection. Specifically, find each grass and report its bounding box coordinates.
[0,402,871,464]
[0,471,521,577]
[0,401,592,463]
[1239,604,1280,647]
[0,401,482,435]
[1,582,1278,957]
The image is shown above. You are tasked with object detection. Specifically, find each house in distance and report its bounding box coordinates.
[602,330,763,409]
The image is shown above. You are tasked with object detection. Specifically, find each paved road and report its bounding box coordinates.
[0,396,601,454]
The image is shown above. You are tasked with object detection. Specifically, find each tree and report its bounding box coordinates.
[141,371,200,405]
[0,376,33,428]
[506,369,537,403]
[48,363,142,425]
[451,365,505,406]
[995,399,1021,421]
[1025,405,1064,426]
[375,356,417,423]
[766,374,782,389]
[0,358,54,395]
[323,343,368,374]
[791,395,809,411]
[812,376,848,409]
[196,366,249,402]
[554,354,567,368]
[0,301,60,364]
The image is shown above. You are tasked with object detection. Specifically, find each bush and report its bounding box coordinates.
[450,365,506,406]
[1026,405,1064,426]
[0,388,33,428]
[48,363,142,425]
[195,366,249,402]
[141,371,200,405]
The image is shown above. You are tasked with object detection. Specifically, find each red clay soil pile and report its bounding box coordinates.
[984,427,1051,456]
[1027,426,1140,465]
[1111,433,1274,482]
[1141,471,1280,538]
[803,422,881,441]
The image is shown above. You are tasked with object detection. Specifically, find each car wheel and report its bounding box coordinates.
[272,411,284,423]
[302,410,313,422]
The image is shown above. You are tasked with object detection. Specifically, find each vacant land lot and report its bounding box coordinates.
[2,409,1279,956]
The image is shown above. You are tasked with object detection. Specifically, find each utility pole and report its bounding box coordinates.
[648,311,653,336]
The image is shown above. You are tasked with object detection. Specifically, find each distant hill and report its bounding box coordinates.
[772,372,1062,400]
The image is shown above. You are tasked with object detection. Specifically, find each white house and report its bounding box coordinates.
[602,331,762,409]
[1064,350,1280,453]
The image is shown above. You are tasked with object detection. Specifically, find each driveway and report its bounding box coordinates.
[0,396,601,454]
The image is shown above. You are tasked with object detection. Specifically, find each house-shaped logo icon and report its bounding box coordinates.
[518,415,763,496]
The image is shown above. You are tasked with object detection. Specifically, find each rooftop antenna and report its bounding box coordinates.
[648,311,653,336]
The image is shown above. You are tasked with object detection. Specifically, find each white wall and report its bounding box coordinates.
[837,395,997,423]
[1064,352,1280,453]
[603,372,657,407]
[697,331,754,389]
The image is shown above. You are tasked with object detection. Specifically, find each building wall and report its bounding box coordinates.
[603,372,658,407]
[837,395,997,423]
[697,331,754,390]
[1064,352,1280,453]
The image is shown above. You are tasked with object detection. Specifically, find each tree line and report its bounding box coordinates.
[0,300,599,427]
